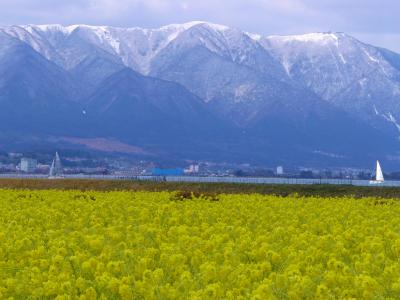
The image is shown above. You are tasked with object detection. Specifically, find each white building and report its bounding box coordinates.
[276,166,284,175]
[184,164,200,174]
[20,158,37,173]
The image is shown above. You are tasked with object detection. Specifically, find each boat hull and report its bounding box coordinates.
[369,180,384,185]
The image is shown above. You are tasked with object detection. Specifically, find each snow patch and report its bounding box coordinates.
[363,49,379,63]
[377,110,400,135]
[373,105,379,115]
[282,58,292,76]
[90,26,121,54]
[33,24,79,35]
[205,23,230,32]
[245,32,261,41]
[159,21,205,32]
[338,52,346,64]
[361,48,391,76]
[268,32,339,44]
[359,78,367,87]
[386,113,400,132]
[234,84,252,101]
[160,21,229,33]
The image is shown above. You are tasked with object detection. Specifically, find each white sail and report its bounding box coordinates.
[54,152,63,174]
[48,152,64,178]
[376,160,384,182]
[49,160,55,177]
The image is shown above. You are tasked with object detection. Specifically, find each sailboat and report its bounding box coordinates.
[369,160,384,184]
[48,152,64,179]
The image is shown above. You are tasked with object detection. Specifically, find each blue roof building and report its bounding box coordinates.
[152,168,184,176]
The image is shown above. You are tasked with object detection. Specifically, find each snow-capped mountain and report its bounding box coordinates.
[261,33,400,129]
[1,22,400,166]
[5,22,215,73]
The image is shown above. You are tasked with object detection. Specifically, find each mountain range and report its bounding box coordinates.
[1,22,400,167]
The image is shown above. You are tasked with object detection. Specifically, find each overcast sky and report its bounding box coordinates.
[1,0,399,52]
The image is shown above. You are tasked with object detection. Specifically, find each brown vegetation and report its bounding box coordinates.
[0,178,400,198]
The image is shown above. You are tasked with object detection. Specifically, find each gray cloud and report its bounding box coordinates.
[0,0,399,52]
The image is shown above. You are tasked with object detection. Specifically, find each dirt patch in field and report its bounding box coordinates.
[58,137,147,154]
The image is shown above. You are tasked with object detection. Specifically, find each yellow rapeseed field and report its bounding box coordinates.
[1,190,400,299]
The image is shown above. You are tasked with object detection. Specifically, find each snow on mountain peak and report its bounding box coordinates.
[267,32,342,44]
[159,21,204,31]
[160,21,230,32]
[246,32,262,41]
[24,24,78,35]
[4,22,397,84]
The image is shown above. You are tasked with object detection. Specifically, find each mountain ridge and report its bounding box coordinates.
[1,22,400,167]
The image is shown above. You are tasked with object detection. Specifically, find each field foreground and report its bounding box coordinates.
[1,190,400,299]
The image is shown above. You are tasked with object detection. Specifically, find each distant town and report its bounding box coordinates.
[0,151,397,180]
